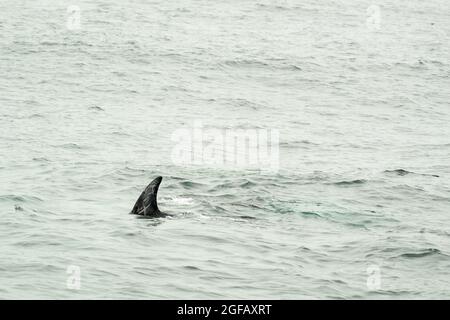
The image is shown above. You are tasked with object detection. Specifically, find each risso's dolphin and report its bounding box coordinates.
[130,176,169,218]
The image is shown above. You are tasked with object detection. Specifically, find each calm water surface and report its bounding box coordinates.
[1,0,450,299]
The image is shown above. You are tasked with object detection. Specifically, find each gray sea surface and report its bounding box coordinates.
[1,0,450,299]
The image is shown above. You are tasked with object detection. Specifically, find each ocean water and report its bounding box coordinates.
[1,0,450,299]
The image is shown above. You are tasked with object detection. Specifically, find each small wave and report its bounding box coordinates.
[39,41,60,46]
[111,131,131,137]
[0,194,43,203]
[213,193,237,199]
[333,179,367,186]
[13,240,63,247]
[57,143,83,149]
[300,211,321,218]
[385,169,411,176]
[165,197,194,206]
[179,181,205,189]
[89,106,105,111]
[384,169,439,177]
[223,59,270,69]
[240,180,257,188]
[105,166,148,179]
[210,179,257,190]
[28,113,44,118]
[237,215,256,220]
[399,248,444,258]
[231,202,264,210]
[183,265,201,271]
[186,234,230,244]
[289,65,302,71]
[279,140,318,148]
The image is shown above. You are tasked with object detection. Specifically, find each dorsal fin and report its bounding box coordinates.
[131,176,163,216]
